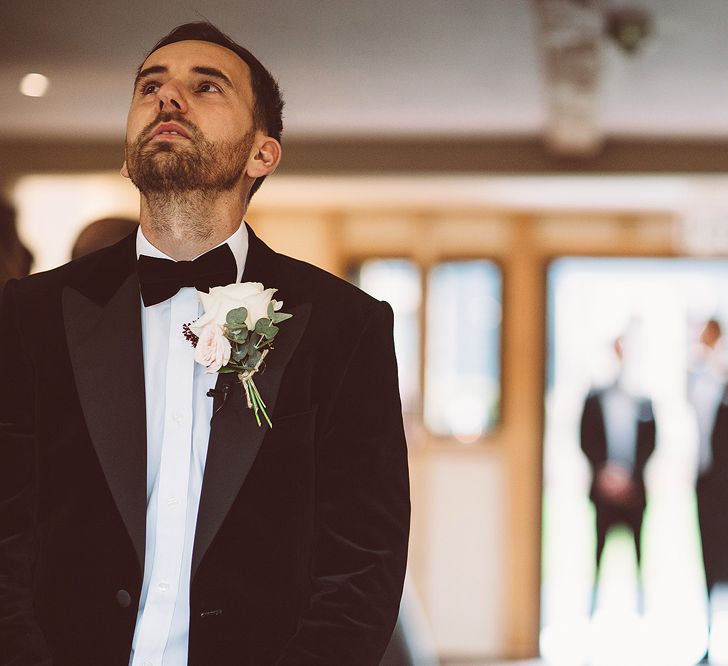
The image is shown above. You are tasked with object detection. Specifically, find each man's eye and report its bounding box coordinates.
[140,82,160,95]
[198,82,221,93]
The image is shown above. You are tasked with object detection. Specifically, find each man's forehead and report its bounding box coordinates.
[141,39,251,83]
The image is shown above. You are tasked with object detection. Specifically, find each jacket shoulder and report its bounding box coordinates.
[11,232,136,303]
[585,388,603,402]
[638,398,654,421]
[275,251,382,319]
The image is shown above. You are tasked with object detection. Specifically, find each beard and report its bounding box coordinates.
[125,113,255,196]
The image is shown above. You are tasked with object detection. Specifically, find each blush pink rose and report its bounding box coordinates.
[193,324,231,373]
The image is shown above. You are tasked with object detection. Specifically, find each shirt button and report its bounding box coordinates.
[172,413,183,424]
[116,589,132,608]
[157,581,170,592]
[167,497,179,506]
[142,661,153,666]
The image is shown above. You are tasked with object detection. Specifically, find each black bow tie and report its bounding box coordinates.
[137,243,238,307]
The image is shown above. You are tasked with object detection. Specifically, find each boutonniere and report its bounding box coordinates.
[183,282,293,428]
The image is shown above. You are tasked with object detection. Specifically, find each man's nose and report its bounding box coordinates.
[157,81,188,114]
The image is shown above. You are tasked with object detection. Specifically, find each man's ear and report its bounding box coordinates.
[246,136,282,179]
[120,161,130,179]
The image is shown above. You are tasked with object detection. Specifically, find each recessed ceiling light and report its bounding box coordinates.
[20,73,49,97]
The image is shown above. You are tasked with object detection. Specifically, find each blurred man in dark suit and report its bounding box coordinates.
[581,337,656,614]
[71,217,139,260]
[0,199,33,290]
[688,319,728,660]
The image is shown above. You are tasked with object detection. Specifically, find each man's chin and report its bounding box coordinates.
[142,140,186,155]
[127,163,197,194]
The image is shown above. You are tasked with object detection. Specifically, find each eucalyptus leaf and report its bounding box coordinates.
[254,318,271,335]
[226,307,248,329]
[227,329,249,344]
[244,348,262,370]
[241,341,256,356]
[271,312,292,324]
[255,325,275,340]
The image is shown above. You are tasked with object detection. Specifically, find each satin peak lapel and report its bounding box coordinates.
[63,273,147,570]
[192,301,311,578]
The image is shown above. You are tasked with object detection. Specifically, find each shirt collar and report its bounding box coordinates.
[136,221,249,283]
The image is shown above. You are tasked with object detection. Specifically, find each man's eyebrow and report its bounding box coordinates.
[135,65,167,87]
[133,65,234,90]
[191,66,233,88]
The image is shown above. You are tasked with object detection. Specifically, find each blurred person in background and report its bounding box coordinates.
[581,336,656,615]
[71,216,139,260]
[688,318,728,660]
[0,199,33,290]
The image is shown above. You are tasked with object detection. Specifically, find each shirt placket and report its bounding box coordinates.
[133,290,197,666]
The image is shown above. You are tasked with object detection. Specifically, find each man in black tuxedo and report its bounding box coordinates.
[580,338,656,613]
[0,22,409,666]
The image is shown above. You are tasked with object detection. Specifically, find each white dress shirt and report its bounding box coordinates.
[601,382,639,472]
[688,347,726,475]
[129,223,248,666]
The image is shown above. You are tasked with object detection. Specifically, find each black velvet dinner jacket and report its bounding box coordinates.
[0,225,410,666]
[580,389,656,509]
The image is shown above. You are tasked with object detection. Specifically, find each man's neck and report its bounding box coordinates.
[139,189,247,260]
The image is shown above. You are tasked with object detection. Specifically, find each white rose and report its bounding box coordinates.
[190,282,279,335]
[193,324,232,373]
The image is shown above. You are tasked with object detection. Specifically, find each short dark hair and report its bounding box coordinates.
[140,22,284,199]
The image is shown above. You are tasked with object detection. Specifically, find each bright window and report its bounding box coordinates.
[424,260,502,442]
[352,259,421,415]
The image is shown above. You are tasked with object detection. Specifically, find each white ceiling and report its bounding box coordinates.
[2,0,728,140]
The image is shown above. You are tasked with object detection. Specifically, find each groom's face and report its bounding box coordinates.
[124,40,258,193]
